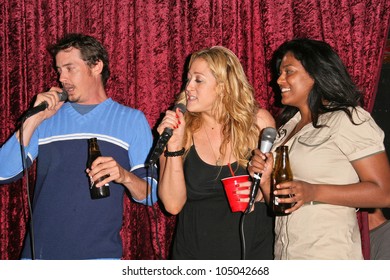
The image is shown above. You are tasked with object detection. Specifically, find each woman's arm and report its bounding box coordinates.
[275,151,390,213]
[256,108,276,130]
[250,108,276,203]
[248,149,274,204]
[157,107,187,215]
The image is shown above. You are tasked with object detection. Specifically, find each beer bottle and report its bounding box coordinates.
[272,146,294,215]
[87,138,110,199]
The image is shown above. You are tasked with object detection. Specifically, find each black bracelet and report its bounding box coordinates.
[164,147,185,157]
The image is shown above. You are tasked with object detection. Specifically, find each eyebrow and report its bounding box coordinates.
[188,72,206,78]
[56,62,74,69]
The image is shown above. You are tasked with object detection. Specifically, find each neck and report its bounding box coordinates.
[85,83,107,104]
[201,113,220,129]
[298,107,311,123]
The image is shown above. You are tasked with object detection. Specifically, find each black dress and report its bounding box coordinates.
[172,145,273,260]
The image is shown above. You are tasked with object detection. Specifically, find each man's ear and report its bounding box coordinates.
[92,60,104,75]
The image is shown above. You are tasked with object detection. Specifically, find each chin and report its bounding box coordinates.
[68,96,78,103]
[185,103,197,112]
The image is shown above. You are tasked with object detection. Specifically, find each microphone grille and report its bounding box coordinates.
[58,90,68,102]
[261,127,277,142]
[174,103,187,113]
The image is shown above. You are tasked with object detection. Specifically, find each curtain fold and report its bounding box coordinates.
[0,0,389,259]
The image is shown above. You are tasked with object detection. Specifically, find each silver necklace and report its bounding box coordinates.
[203,126,222,166]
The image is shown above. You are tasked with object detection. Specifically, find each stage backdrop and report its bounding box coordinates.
[0,0,389,259]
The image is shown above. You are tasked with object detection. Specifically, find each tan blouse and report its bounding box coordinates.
[273,107,385,259]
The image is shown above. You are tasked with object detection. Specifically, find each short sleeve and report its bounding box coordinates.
[334,107,385,161]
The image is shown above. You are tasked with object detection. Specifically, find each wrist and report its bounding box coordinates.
[164,147,185,157]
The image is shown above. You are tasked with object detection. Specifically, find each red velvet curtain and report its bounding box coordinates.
[0,0,389,260]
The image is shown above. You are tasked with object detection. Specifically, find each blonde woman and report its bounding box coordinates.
[157,46,275,259]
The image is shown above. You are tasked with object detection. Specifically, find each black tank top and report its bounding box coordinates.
[172,145,273,259]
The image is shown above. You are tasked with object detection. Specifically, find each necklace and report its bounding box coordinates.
[203,126,222,166]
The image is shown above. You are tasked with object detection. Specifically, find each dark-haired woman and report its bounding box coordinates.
[248,38,390,259]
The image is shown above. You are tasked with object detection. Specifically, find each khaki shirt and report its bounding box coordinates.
[273,107,385,259]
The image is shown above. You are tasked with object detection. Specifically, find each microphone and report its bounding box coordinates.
[148,103,187,166]
[245,127,277,214]
[23,90,68,119]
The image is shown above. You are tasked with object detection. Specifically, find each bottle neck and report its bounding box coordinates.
[89,143,99,151]
[88,138,99,152]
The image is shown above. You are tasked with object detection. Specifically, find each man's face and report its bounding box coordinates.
[56,47,102,104]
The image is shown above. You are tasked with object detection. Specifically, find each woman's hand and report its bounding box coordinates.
[274,180,315,214]
[247,149,274,204]
[247,149,274,183]
[157,106,186,151]
[234,180,257,212]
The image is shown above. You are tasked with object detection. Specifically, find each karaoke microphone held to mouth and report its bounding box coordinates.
[23,90,68,120]
[148,103,187,166]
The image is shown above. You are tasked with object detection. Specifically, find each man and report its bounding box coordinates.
[0,33,157,259]
[368,208,390,260]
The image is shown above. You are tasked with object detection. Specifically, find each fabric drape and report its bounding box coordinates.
[0,0,389,259]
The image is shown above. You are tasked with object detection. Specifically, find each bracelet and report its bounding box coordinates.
[164,147,185,157]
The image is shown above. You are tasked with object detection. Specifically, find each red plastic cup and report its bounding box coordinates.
[221,175,251,212]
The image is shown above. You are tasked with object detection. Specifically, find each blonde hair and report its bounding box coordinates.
[177,46,260,167]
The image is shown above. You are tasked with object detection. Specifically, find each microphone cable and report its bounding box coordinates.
[146,163,163,260]
[239,177,258,260]
[16,90,68,260]
[239,211,247,260]
[19,118,36,260]
[239,127,277,259]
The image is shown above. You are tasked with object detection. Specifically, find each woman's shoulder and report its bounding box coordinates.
[255,108,276,130]
[323,106,373,125]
